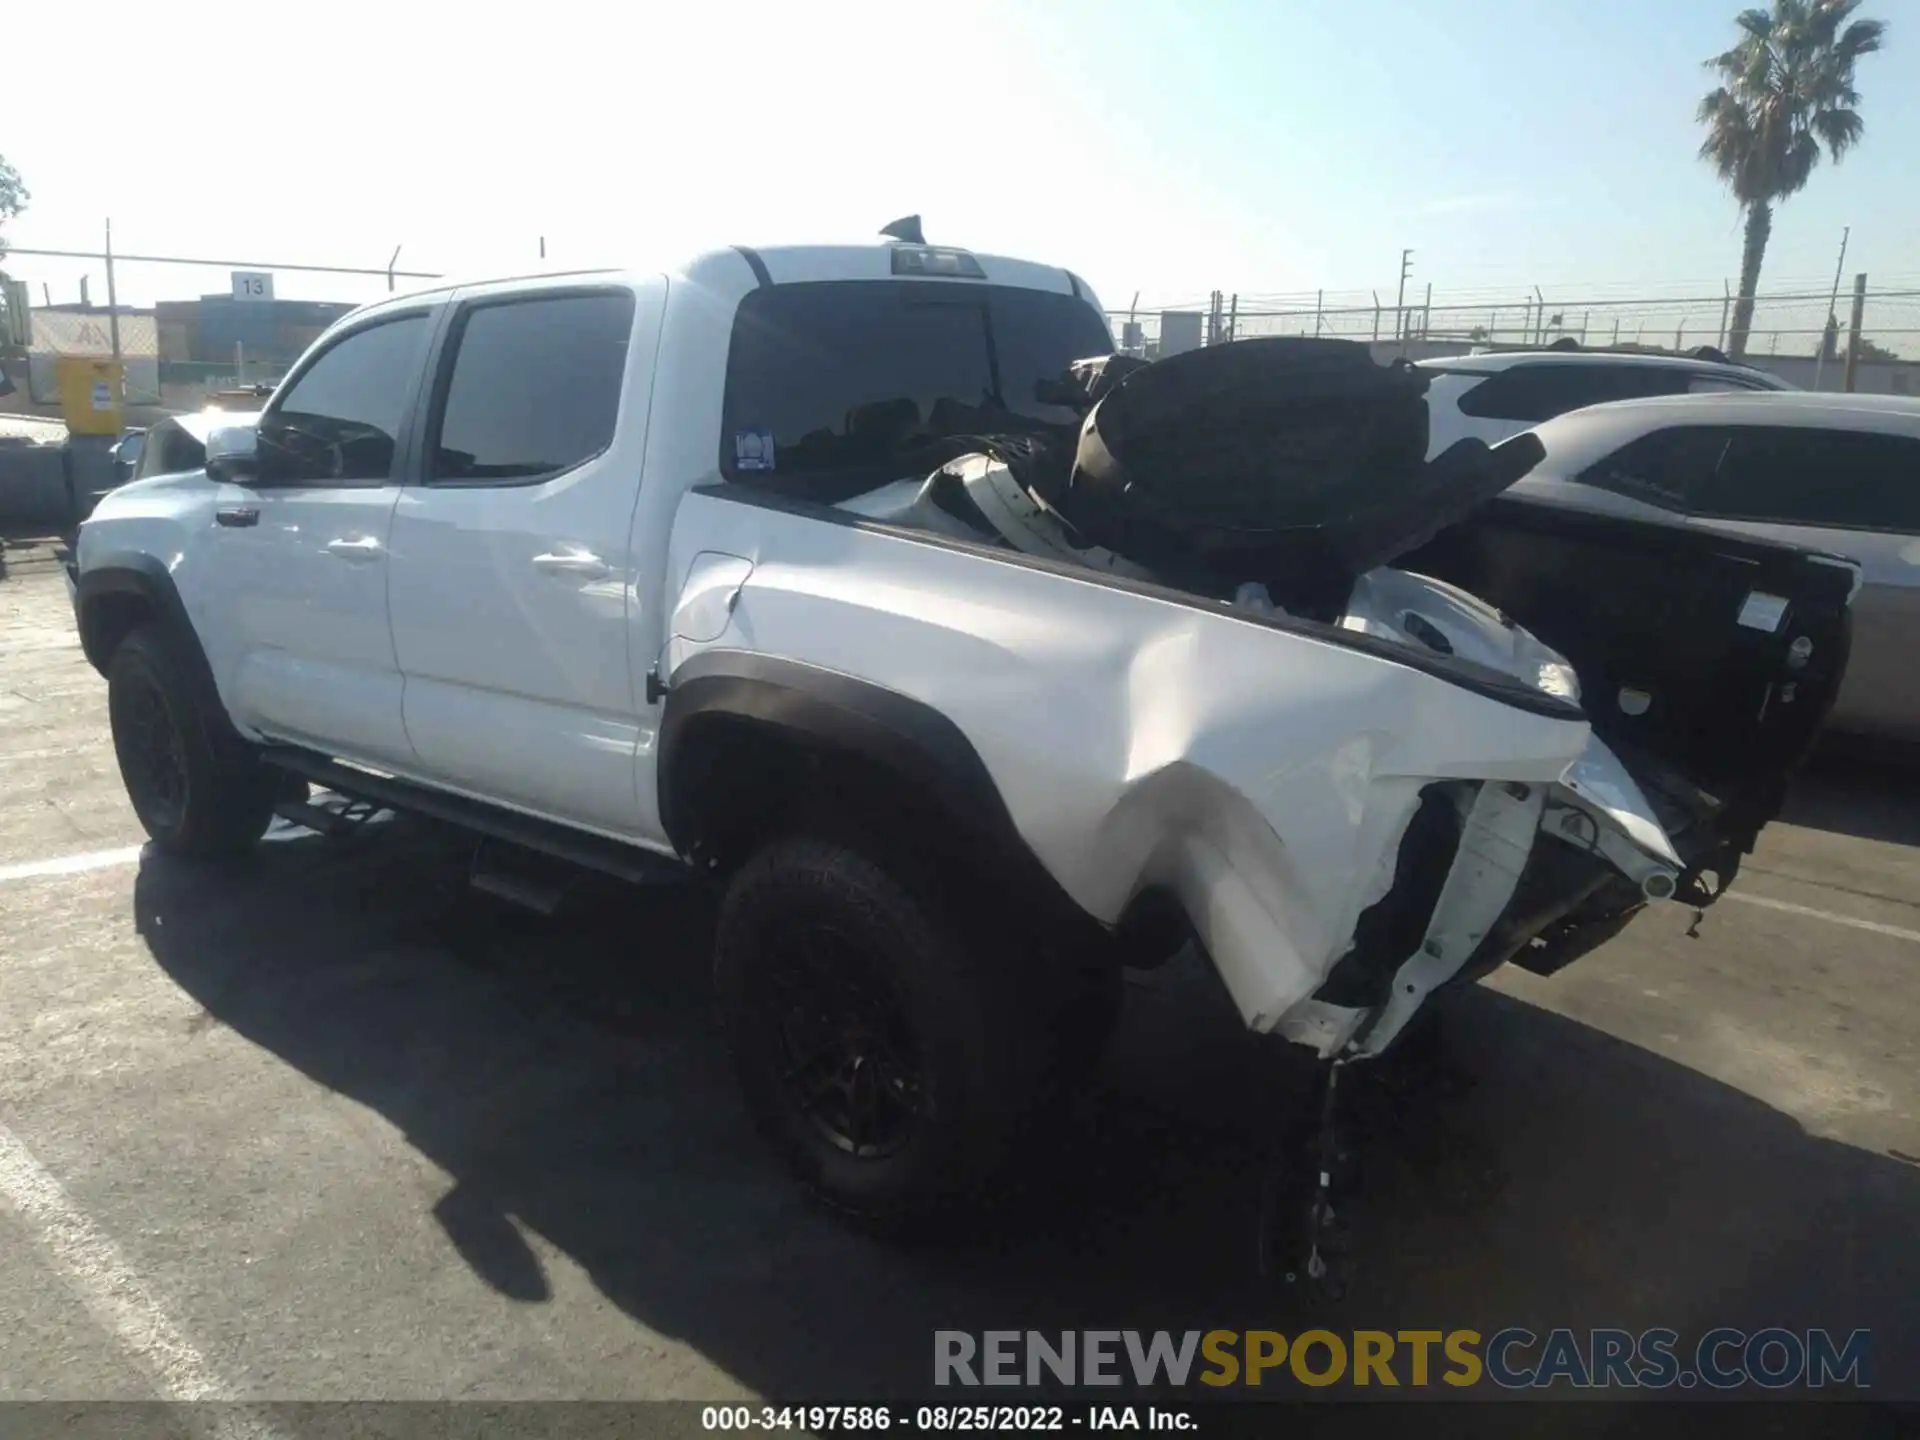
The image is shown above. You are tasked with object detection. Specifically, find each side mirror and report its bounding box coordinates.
[204,424,260,485]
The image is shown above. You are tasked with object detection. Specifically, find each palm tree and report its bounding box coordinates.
[1697,0,1886,358]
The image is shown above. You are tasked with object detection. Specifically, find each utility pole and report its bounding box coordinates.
[1394,249,1413,341]
[1813,226,1850,390]
[539,236,546,260]
[1844,272,1867,393]
[1718,281,1731,350]
[1314,289,1323,337]
[1533,287,1545,345]
[1421,282,1432,342]
[104,219,122,367]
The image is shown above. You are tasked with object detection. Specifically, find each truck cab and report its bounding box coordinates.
[76,242,1111,846]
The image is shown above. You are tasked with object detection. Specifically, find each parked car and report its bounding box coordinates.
[110,428,147,486]
[1417,348,1792,459]
[67,241,1853,1255]
[1475,391,1918,744]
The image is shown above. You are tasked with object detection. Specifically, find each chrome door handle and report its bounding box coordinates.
[532,549,611,580]
[325,536,384,562]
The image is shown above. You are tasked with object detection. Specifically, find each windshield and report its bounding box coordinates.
[720,279,1113,500]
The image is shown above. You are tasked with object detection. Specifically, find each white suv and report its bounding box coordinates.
[1418,349,1791,459]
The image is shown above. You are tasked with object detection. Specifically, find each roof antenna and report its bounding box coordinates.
[879,214,925,245]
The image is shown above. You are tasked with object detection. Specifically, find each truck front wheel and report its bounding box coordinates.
[714,836,1040,1229]
[107,625,277,858]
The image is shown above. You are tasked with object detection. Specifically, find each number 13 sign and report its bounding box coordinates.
[231,271,275,302]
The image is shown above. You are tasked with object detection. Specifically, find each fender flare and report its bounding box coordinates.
[74,553,228,727]
[658,650,1100,936]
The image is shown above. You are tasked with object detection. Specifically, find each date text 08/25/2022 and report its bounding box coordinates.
[702,1406,1189,1432]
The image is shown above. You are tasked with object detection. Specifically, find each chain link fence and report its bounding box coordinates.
[8,239,1920,418]
[1108,282,1920,393]
[1,245,436,422]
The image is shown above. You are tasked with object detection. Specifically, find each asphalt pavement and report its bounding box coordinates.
[1,554,1916,1433]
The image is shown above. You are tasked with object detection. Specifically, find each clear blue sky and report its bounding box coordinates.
[5,0,1916,319]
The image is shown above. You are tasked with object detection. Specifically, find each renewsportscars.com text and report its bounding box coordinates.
[934,1328,1871,1391]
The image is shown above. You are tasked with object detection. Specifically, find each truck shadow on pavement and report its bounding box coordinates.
[131,824,1918,1423]
[1783,745,1920,848]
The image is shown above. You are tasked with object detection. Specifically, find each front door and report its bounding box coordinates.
[202,309,437,767]
[385,281,663,837]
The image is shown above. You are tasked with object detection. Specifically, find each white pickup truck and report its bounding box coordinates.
[70,237,1855,1243]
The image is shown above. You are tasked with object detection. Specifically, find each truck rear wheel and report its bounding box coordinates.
[713,836,1041,1228]
[107,625,276,858]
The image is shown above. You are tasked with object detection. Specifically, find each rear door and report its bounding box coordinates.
[1685,425,1920,740]
[386,279,667,837]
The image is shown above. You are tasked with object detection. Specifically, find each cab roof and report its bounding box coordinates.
[347,242,1099,323]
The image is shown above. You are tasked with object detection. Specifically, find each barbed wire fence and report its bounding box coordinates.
[2,237,442,414]
[1107,281,1920,381]
[7,232,1920,416]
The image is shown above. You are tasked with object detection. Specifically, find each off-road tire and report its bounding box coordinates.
[107,624,276,858]
[714,835,1045,1230]
[1037,946,1125,1084]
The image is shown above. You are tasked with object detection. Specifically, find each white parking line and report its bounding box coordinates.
[0,1123,282,1434]
[0,844,144,885]
[1726,890,1920,945]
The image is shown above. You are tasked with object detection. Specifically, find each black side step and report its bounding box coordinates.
[260,746,689,888]
[274,798,360,838]
[469,839,576,916]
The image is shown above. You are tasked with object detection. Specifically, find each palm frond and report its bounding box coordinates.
[1835,17,1887,59]
[1811,105,1865,154]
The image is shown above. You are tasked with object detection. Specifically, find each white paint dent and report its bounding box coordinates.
[667,490,1606,1035]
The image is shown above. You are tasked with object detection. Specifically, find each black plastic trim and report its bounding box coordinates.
[262,746,688,887]
[657,650,1101,933]
[73,554,245,748]
[75,552,197,674]
[685,483,1589,722]
[733,246,773,289]
[1064,270,1085,300]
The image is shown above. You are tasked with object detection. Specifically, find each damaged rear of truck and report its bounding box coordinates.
[664,341,1853,1054]
[654,299,1854,1259]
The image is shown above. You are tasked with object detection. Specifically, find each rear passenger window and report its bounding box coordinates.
[1576,426,1730,508]
[1695,428,1920,531]
[1456,364,1692,423]
[720,280,1114,500]
[428,291,634,485]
